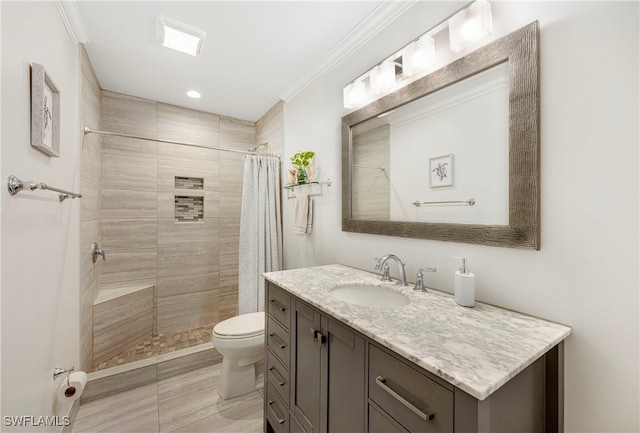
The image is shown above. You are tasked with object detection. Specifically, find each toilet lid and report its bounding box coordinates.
[213,312,264,337]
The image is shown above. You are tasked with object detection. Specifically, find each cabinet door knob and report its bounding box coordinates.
[310,329,325,347]
[375,376,434,421]
[315,331,326,347]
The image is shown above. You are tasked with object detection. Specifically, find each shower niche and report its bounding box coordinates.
[175,176,205,222]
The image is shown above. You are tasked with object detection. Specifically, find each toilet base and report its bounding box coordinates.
[217,358,264,399]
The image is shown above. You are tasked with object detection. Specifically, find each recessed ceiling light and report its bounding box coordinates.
[186,90,202,99]
[157,15,206,56]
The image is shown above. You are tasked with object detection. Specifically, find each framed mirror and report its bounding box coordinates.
[342,21,540,249]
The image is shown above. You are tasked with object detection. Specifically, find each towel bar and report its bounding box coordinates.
[7,175,82,202]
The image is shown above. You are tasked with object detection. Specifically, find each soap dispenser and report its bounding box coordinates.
[453,257,475,307]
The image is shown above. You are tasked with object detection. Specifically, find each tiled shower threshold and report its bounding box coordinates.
[82,344,221,403]
[95,324,215,370]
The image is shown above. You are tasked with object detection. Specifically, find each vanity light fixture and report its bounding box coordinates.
[186,90,202,99]
[402,35,435,76]
[370,61,396,95]
[157,15,206,56]
[448,0,493,53]
[343,80,366,109]
[342,0,494,110]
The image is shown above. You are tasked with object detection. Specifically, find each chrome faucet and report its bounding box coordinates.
[374,254,408,286]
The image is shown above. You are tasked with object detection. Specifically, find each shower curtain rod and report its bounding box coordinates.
[83,126,279,158]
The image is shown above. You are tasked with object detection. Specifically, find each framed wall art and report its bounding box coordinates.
[31,63,60,157]
[429,153,453,187]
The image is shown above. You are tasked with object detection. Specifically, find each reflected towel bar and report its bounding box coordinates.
[353,164,386,172]
[412,198,475,207]
[7,175,82,202]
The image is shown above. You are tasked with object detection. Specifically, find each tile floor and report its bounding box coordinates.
[72,363,263,433]
[96,325,214,370]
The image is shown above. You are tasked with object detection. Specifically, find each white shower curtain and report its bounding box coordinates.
[238,155,283,314]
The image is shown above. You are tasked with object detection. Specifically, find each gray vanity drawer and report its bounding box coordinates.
[267,316,290,366]
[368,402,405,433]
[266,381,289,433]
[267,348,289,405]
[368,345,453,433]
[267,283,291,330]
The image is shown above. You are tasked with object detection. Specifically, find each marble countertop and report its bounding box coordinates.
[263,264,571,401]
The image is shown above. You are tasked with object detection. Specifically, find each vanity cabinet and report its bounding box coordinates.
[265,281,563,433]
[290,299,365,433]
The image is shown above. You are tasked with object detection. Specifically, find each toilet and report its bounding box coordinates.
[212,311,265,399]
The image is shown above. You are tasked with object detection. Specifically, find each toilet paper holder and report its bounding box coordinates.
[53,366,75,387]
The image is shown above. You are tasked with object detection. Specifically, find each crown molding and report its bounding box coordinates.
[54,0,89,45]
[279,0,416,102]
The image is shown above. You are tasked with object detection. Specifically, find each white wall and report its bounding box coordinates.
[283,2,639,431]
[387,63,509,224]
[1,2,81,430]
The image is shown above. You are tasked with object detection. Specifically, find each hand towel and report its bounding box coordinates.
[305,197,313,234]
[293,193,312,235]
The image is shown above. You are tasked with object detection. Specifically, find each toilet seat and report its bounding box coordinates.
[213,312,264,339]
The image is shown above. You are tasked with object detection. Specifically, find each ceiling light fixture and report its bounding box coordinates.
[186,90,202,99]
[157,16,206,56]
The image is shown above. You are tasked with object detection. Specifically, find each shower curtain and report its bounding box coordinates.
[238,155,283,314]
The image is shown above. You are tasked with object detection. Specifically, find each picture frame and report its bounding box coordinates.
[31,63,60,157]
[429,153,453,187]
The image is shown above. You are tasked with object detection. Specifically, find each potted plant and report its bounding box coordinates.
[290,150,315,184]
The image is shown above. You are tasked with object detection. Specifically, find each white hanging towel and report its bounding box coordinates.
[293,193,313,235]
[306,197,313,234]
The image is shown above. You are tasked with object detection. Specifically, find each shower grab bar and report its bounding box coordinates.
[83,126,279,158]
[7,175,82,202]
[412,198,475,207]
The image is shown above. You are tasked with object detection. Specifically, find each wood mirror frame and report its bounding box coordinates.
[341,21,540,249]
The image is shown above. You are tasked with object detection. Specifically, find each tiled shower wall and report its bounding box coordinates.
[352,125,390,220]
[99,91,256,335]
[80,46,103,372]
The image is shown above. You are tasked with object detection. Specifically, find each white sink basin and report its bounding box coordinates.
[328,284,410,308]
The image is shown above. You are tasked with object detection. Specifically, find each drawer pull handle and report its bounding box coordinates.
[269,332,286,349]
[375,376,434,421]
[270,299,286,312]
[267,400,285,424]
[268,366,286,387]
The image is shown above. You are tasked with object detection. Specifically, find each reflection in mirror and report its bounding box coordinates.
[342,21,540,249]
[351,62,509,224]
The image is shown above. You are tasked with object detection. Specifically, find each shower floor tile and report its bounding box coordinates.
[95,324,214,371]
